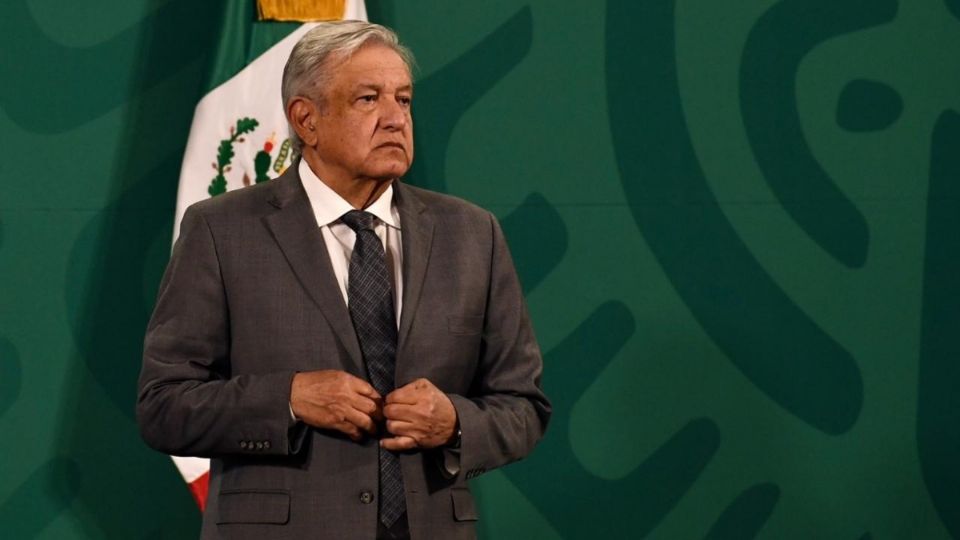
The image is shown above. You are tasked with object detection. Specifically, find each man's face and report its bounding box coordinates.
[310,43,414,182]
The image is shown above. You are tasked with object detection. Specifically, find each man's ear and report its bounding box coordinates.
[287,97,318,148]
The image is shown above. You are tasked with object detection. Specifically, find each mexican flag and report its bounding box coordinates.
[171,0,367,510]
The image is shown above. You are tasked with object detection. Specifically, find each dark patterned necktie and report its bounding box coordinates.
[340,210,406,528]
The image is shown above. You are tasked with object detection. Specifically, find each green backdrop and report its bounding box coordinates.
[2,0,960,538]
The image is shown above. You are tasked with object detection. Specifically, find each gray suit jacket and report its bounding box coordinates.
[137,164,550,539]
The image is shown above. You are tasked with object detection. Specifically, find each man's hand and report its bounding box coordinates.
[381,378,457,451]
[290,370,382,442]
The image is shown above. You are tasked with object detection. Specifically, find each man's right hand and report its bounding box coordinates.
[290,370,382,441]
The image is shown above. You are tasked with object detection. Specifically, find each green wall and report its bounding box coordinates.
[2,0,959,538]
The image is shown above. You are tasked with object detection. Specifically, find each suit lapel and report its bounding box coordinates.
[262,168,365,373]
[395,183,435,353]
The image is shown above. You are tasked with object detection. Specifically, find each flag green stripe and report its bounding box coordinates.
[202,0,302,94]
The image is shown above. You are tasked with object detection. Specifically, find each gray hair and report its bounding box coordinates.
[281,20,415,153]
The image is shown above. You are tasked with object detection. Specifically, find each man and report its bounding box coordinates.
[137,20,550,540]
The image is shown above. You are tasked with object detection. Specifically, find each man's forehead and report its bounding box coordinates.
[352,80,413,91]
[337,62,410,79]
[334,71,412,95]
[332,62,410,88]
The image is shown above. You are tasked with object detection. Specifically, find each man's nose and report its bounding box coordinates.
[379,98,408,131]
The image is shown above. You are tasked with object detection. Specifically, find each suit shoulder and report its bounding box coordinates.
[400,183,492,222]
[185,180,278,219]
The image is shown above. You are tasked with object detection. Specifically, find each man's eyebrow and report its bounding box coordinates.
[354,83,413,92]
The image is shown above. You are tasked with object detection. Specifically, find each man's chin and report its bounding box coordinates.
[365,162,411,181]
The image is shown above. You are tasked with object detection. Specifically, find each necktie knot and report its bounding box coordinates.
[341,210,377,232]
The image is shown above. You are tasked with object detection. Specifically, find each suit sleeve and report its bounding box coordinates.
[137,206,307,458]
[445,213,552,479]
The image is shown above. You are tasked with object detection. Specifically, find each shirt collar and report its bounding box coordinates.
[299,159,400,230]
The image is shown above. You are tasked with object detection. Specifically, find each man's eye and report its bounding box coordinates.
[398,96,412,107]
[359,95,377,103]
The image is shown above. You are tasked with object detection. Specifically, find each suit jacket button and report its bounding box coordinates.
[263,441,271,450]
[239,441,248,449]
[255,442,264,450]
[359,491,374,504]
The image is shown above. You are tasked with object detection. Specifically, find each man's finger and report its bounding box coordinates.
[343,408,376,435]
[352,395,381,417]
[385,419,417,436]
[370,399,385,422]
[348,375,381,400]
[385,383,421,405]
[383,403,418,421]
[380,436,418,451]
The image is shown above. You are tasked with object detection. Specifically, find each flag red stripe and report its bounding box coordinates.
[187,472,210,511]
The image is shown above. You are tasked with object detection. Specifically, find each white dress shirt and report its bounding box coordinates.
[298,159,403,322]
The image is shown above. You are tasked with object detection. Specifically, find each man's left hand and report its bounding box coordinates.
[381,378,457,450]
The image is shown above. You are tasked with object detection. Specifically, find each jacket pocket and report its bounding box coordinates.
[451,487,478,521]
[448,315,483,336]
[216,489,290,524]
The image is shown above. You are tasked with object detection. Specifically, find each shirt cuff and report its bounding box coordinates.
[441,447,461,478]
[288,401,298,425]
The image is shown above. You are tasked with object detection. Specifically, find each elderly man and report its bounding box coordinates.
[137,20,550,540]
